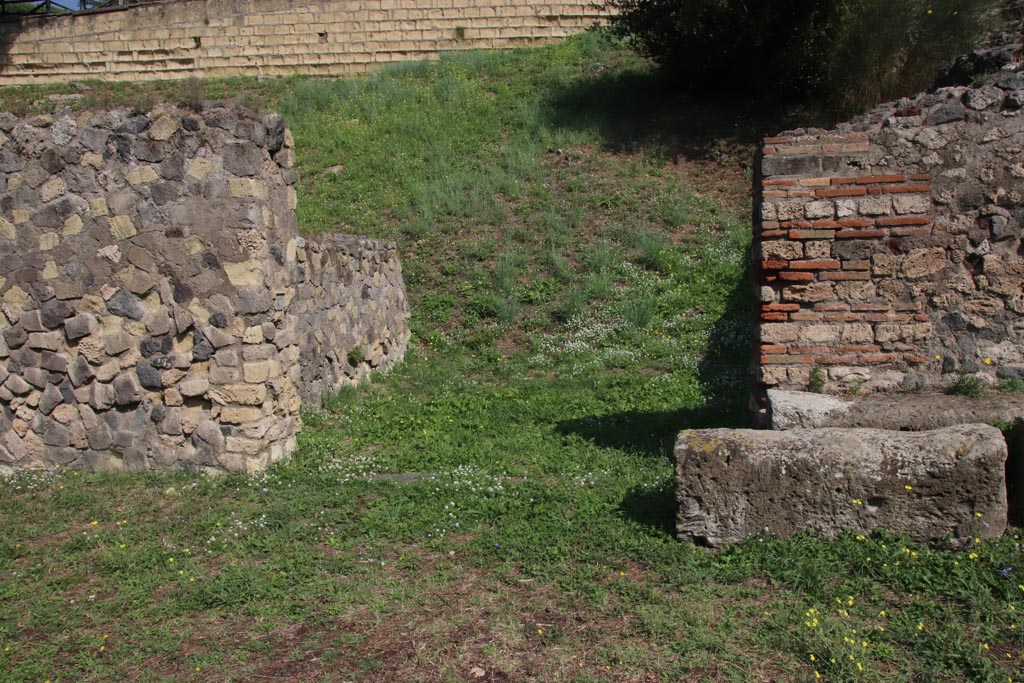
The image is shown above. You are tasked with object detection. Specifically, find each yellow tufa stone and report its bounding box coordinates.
[42,261,59,280]
[89,198,109,217]
[243,325,263,344]
[173,331,195,355]
[185,236,206,255]
[79,294,106,315]
[188,300,211,325]
[209,383,267,406]
[63,214,84,236]
[39,177,66,202]
[141,291,161,316]
[114,264,135,286]
[82,152,104,168]
[109,215,137,240]
[223,260,264,288]
[125,165,159,186]
[186,157,213,181]
[0,217,14,240]
[243,360,279,383]
[38,232,60,251]
[220,406,265,424]
[2,285,28,307]
[228,177,269,200]
[12,209,29,225]
[148,116,179,141]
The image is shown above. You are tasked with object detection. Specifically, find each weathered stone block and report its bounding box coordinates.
[177,378,210,397]
[768,390,1024,431]
[675,425,1006,547]
[222,141,264,177]
[64,312,97,340]
[113,371,142,405]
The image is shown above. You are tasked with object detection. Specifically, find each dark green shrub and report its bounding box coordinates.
[807,366,826,393]
[610,0,832,95]
[948,373,986,397]
[346,347,365,367]
[610,0,997,112]
[998,377,1024,394]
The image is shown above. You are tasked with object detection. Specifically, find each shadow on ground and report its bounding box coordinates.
[543,65,825,162]
[557,246,756,537]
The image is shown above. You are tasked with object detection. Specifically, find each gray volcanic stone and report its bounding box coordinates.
[39,351,67,373]
[114,115,149,134]
[113,371,142,405]
[40,299,73,329]
[3,325,28,349]
[264,114,285,154]
[87,422,113,450]
[675,425,1007,548]
[222,141,263,177]
[135,362,162,389]
[106,289,144,320]
[926,102,968,125]
[4,374,31,395]
[22,367,48,389]
[20,310,44,332]
[41,420,70,448]
[64,313,97,340]
[38,384,63,415]
[89,382,115,411]
[768,390,1024,431]
[997,72,1024,91]
[136,363,163,390]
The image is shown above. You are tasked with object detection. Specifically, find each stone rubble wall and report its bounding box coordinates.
[0,105,409,473]
[290,234,409,409]
[0,0,610,85]
[755,62,1024,396]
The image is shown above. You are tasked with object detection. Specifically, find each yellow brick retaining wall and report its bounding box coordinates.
[0,0,609,85]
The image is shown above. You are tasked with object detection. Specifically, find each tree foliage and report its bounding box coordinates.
[610,0,999,113]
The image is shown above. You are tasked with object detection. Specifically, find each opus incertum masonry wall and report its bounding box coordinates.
[0,106,409,473]
[754,73,1024,399]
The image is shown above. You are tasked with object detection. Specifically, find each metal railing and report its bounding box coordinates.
[1,0,156,21]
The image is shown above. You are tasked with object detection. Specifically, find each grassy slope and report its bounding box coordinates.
[2,31,1023,683]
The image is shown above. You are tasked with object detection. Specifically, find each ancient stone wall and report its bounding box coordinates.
[0,105,409,473]
[755,66,1024,396]
[0,0,609,85]
[290,234,408,409]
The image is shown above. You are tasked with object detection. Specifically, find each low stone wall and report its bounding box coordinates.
[290,234,408,408]
[0,104,409,473]
[755,62,1024,396]
[0,0,610,85]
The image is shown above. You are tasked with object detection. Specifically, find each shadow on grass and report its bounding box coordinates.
[543,64,823,162]
[556,246,756,536]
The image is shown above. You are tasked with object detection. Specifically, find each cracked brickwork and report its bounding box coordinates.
[755,71,1024,395]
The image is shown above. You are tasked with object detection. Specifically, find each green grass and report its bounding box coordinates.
[949,374,988,397]
[2,29,1023,683]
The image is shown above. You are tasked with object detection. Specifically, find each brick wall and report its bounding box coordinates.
[755,76,1024,397]
[0,0,609,85]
